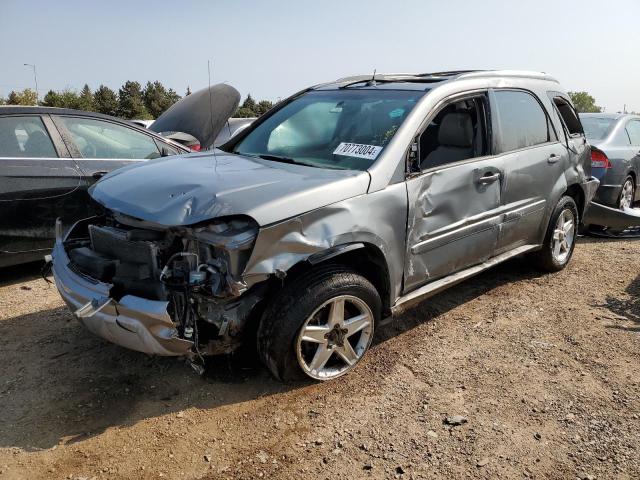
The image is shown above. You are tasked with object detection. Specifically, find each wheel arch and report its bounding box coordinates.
[564,183,586,221]
[282,242,393,316]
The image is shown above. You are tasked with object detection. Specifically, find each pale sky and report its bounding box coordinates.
[1,0,638,112]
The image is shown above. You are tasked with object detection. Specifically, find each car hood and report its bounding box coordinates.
[89,152,371,226]
[149,83,241,149]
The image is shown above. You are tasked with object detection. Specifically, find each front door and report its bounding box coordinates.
[403,93,503,292]
[0,114,83,263]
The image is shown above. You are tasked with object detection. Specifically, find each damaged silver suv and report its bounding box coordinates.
[52,71,599,381]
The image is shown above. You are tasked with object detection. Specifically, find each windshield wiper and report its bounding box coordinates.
[255,154,301,164]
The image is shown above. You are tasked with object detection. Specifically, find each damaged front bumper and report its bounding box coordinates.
[52,240,193,356]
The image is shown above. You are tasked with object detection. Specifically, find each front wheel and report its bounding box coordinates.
[530,196,578,272]
[257,266,381,382]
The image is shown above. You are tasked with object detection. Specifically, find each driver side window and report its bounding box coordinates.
[56,116,161,160]
[417,95,489,171]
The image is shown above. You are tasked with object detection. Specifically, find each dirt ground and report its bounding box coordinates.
[0,236,638,480]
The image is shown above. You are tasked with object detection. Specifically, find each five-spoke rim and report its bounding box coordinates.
[296,295,374,380]
[620,179,634,209]
[552,208,575,264]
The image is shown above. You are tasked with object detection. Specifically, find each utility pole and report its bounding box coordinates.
[23,63,38,105]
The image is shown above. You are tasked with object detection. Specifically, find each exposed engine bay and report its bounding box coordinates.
[62,211,267,359]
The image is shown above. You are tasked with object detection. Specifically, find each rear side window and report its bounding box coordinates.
[0,116,57,158]
[57,116,161,160]
[494,90,551,153]
[553,97,583,136]
[626,120,640,146]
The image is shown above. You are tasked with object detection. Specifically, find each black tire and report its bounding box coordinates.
[618,175,635,209]
[257,265,381,382]
[530,196,579,272]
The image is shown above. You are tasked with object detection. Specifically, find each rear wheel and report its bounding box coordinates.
[530,196,578,272]
[619,176,635,209]
[257,266,381,382]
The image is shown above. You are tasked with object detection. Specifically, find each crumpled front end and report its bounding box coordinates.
[52,211,265,358]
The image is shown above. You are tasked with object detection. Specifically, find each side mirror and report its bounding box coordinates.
[161,147,170,157]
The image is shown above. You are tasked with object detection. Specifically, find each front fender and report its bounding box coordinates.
[241,183,408,303]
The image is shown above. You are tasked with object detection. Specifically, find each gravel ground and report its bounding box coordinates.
[0,236,638,480]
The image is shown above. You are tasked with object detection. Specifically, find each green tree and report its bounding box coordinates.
[59,90,80,109]
[235,94,256,117]
[94,85,119,116]
[143,81,181,118]
[77,84,95,111]
[43,89,63,107]
[7,88,38,105]
[0,96,6,105]
[118,81,150,119]
[255,100,273,116]
[568,91,602,113]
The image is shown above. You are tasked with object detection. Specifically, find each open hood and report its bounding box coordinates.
[149,83,240,149]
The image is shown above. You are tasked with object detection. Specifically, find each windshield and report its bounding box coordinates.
[231,89,426,170]
[581,116,615,141]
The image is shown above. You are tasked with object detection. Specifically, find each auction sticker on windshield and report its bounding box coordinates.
[333,142,383,160]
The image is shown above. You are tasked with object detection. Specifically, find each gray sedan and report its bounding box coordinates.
[580,113,640,209]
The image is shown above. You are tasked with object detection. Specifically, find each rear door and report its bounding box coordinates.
[0,114,83,260]
[404,91,504,291]
[491,89,567,253]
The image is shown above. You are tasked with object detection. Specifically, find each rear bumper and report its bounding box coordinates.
[52,240,192,356]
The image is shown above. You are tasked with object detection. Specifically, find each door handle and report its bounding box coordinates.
[92,171,108,179]
[548,154,561,164]
[477,172,501,184]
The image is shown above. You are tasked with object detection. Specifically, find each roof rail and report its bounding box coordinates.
[457,70,559,83]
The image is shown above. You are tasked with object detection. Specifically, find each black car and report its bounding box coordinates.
[0,84,240,267]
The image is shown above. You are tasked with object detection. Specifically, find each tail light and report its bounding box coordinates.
[591,148,611,169]
[190,144,201,152]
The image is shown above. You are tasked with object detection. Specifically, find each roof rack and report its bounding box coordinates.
[334,71,481,89]
[332,70,558,88]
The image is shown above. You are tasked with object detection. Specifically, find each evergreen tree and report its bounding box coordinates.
[118,81,150,119]
[256,100,274,116]
[43,90,63,107]
[143,81,181,118]
[77,84,95,111]
[94,85,119,116]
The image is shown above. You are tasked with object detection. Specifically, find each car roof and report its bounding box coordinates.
[314,70,559,91]
[0,105,138,123]
[0,105,191,152]
[579,112,639,120]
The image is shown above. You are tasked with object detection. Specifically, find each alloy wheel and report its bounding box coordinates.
[552,208,575,264]
[296,295,374,380]
[619,178,634,209]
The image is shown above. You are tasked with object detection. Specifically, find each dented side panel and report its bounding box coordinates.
[243,183,408,302]
[403,159,502,292]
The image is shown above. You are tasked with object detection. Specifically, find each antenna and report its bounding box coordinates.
[207,60,217,161]
[369,68,377,86]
